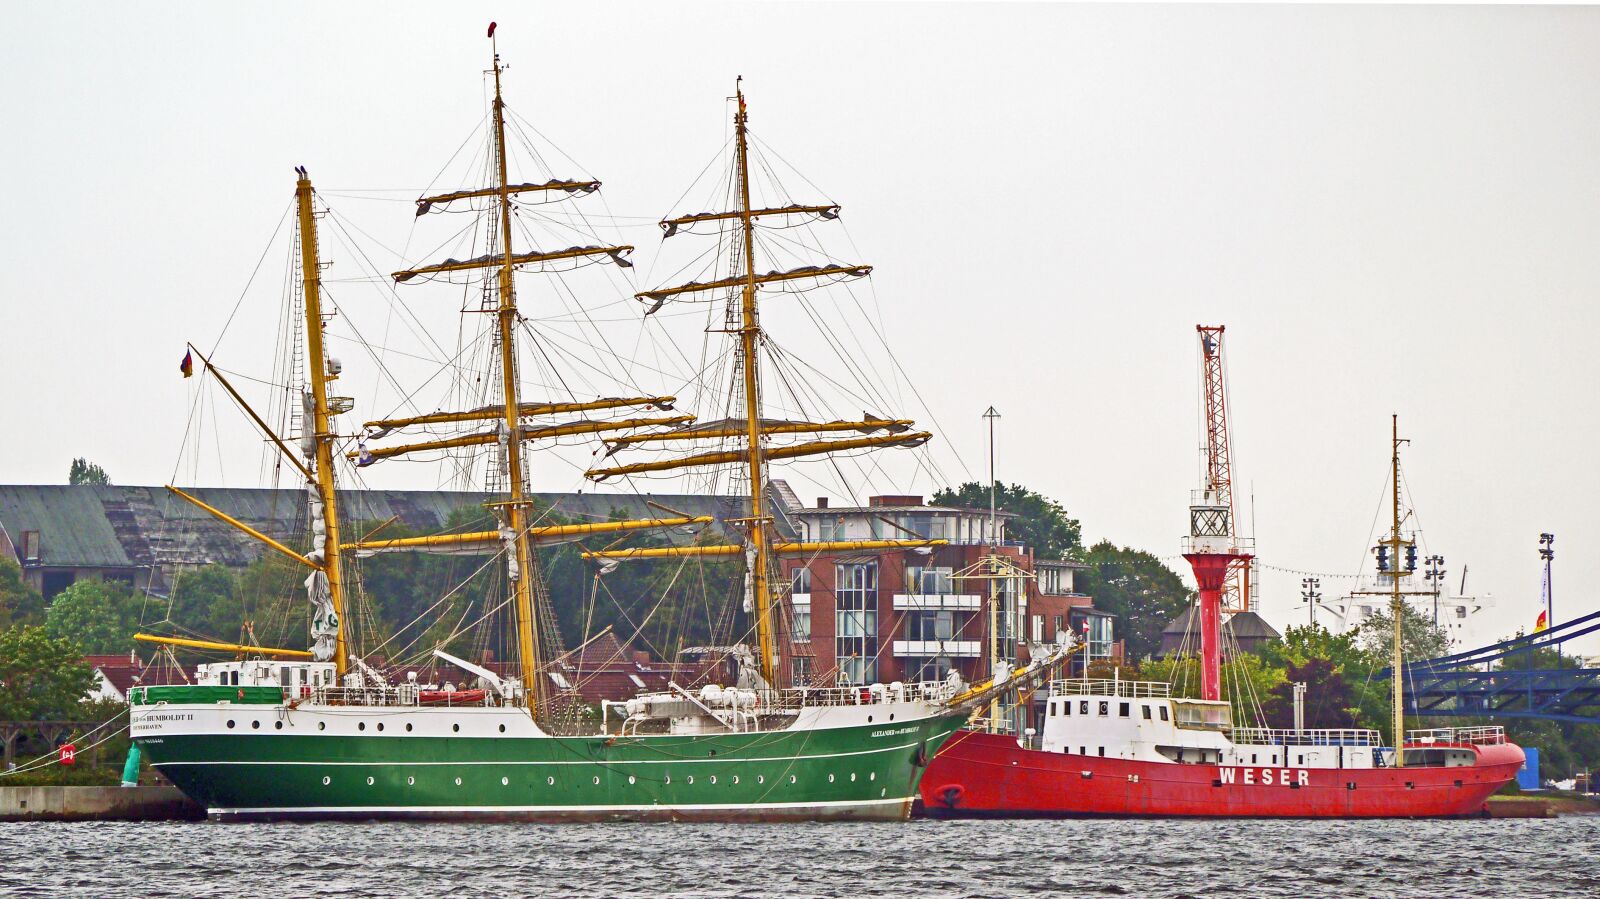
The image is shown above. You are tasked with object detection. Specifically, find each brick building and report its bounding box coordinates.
[772,482,1111,687]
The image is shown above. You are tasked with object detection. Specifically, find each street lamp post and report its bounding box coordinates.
[1300,577,1321,627]
[1424,555,1446,628]
[1540,533,1555,663]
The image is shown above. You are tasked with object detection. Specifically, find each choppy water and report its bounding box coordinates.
[2,817,1596,897]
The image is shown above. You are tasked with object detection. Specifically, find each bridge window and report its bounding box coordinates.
[1119,702,1130,718]
[1098,702,1109,716]
[1142,705,1152,720]
[1159,706,1169,722]
[1079,701,1089,715]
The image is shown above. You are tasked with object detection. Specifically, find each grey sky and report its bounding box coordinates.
[4,3,1598,651]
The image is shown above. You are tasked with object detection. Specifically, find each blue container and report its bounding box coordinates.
[1515,746,1541,791]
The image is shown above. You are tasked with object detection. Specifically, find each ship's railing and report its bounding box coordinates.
[1232,727,1384,747]
[769,679,958,710]
[1406,725,1506,746]
[1049,678,1171,699]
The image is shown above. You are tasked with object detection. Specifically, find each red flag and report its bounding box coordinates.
[180,349,194,379]
[58,743,76,766]
[487,21,497,38]
[1535,609,1548,632]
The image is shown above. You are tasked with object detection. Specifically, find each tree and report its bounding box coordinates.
[0,626,95,766]
[1076,541,1192,660]
[932,482,1082,560]
[45,580,141,654]
[0,557,45,629]
[67,458,110,486]
[1355,602,1452,664]
[1262,657,1358,730]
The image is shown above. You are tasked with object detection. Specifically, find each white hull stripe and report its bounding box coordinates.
[210,797,909,815]
[151,738,926,767]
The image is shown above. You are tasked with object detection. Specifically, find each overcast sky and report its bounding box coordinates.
[5,3,1599,652]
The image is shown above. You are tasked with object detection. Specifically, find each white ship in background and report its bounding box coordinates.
[1327,564,1499,651]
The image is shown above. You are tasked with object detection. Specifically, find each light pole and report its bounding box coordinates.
[1424,555,1446,628]
[1540,533,1555,663]
[1301,577,1321,627]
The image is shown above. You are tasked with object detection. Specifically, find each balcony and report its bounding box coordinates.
[892,593,982,611]
[891,639,982,658]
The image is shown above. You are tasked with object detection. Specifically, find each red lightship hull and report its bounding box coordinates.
[920,730,1524,818]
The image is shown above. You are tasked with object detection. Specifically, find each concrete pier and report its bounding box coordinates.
[0,786,204,821]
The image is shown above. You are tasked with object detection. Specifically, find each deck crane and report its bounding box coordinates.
[1195,325,1255,613]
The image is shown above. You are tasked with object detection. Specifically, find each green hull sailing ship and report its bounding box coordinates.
[126,32,1036,822]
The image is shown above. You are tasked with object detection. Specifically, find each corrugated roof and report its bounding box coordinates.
[0,485,760,573]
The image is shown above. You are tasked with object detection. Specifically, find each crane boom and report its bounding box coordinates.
[1196,325,1251,613]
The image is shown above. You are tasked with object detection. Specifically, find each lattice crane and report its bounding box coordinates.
[1196,325,1253,614]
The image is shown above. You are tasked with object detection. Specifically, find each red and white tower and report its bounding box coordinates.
[1183,325,1251,702]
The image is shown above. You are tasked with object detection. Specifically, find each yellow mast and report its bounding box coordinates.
[1388,413,1407,767]
[732,80,779,686]
[488,42,545,715]
[295,170,350,677]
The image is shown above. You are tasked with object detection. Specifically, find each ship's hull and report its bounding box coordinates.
[919,730,1524,818]
[133,694,966,822]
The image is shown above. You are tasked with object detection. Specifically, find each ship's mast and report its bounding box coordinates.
[489,41,545,714]
[295,171,350,677]
[1387,414,1407,767]
[733,80,778,687]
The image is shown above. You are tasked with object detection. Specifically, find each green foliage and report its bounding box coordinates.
[167,565,246,644]
[1260,623,1390,732]
[932,482,1082,560]
[67,458,110,486]
[0,557,45,629]
[45,579,142,654]
[1261,657,1357,730]
[0,626,95,720]
[1076,541,1192,661]
[1355,601,1453,663]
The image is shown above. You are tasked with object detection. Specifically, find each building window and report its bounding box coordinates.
[792,657,814,686]
[906,566,954,595]
[1039,566,1073,595]
[905,610,954,641]
[906,656,953,682]
[1031,614,1044,643]
[791,567,812,594]
[835,562,878,685]
[1455,606,1467,619]
[791,609,811,642]
[1052,615,1065,640]
[20,530,40,562]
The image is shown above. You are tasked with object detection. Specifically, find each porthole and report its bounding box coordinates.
[407,776,415,786]
[664,775,671,785]
[317,721,326,731]
[366,776,374,786]
[274,721,284,730]
[732,775,739,784]
[227,720,236,729]
[406,723,413,732]
[687,776,694,785]
[850,773,857,782]
[454,777,462,786]
[592,776,600,785]
[547,776,555,786]
[867,716,873,723]
[251,720,261,730]
[628,775,636,785]
[789,775,797,784]
[376,723,384,732]
[828,774,835,783]
[889,714,895,721]
[757,775,765,785]
[498,724,506,733]
[880,787,887,798]
[501,777,509,786]
[452,723,460,733]
[869,772,876,781]
[709,776,717,785]
[321,776,330,786]
[358,722,366,732]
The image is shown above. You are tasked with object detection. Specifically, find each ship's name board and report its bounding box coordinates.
[131,712,195,733]
[1217,767,1310,787]
[871,726,918,739]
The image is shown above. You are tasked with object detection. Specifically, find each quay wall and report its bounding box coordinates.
[0,786,204,821]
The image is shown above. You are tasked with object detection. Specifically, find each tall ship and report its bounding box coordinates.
[127,30,1044,822]
[920,334,1523,817]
